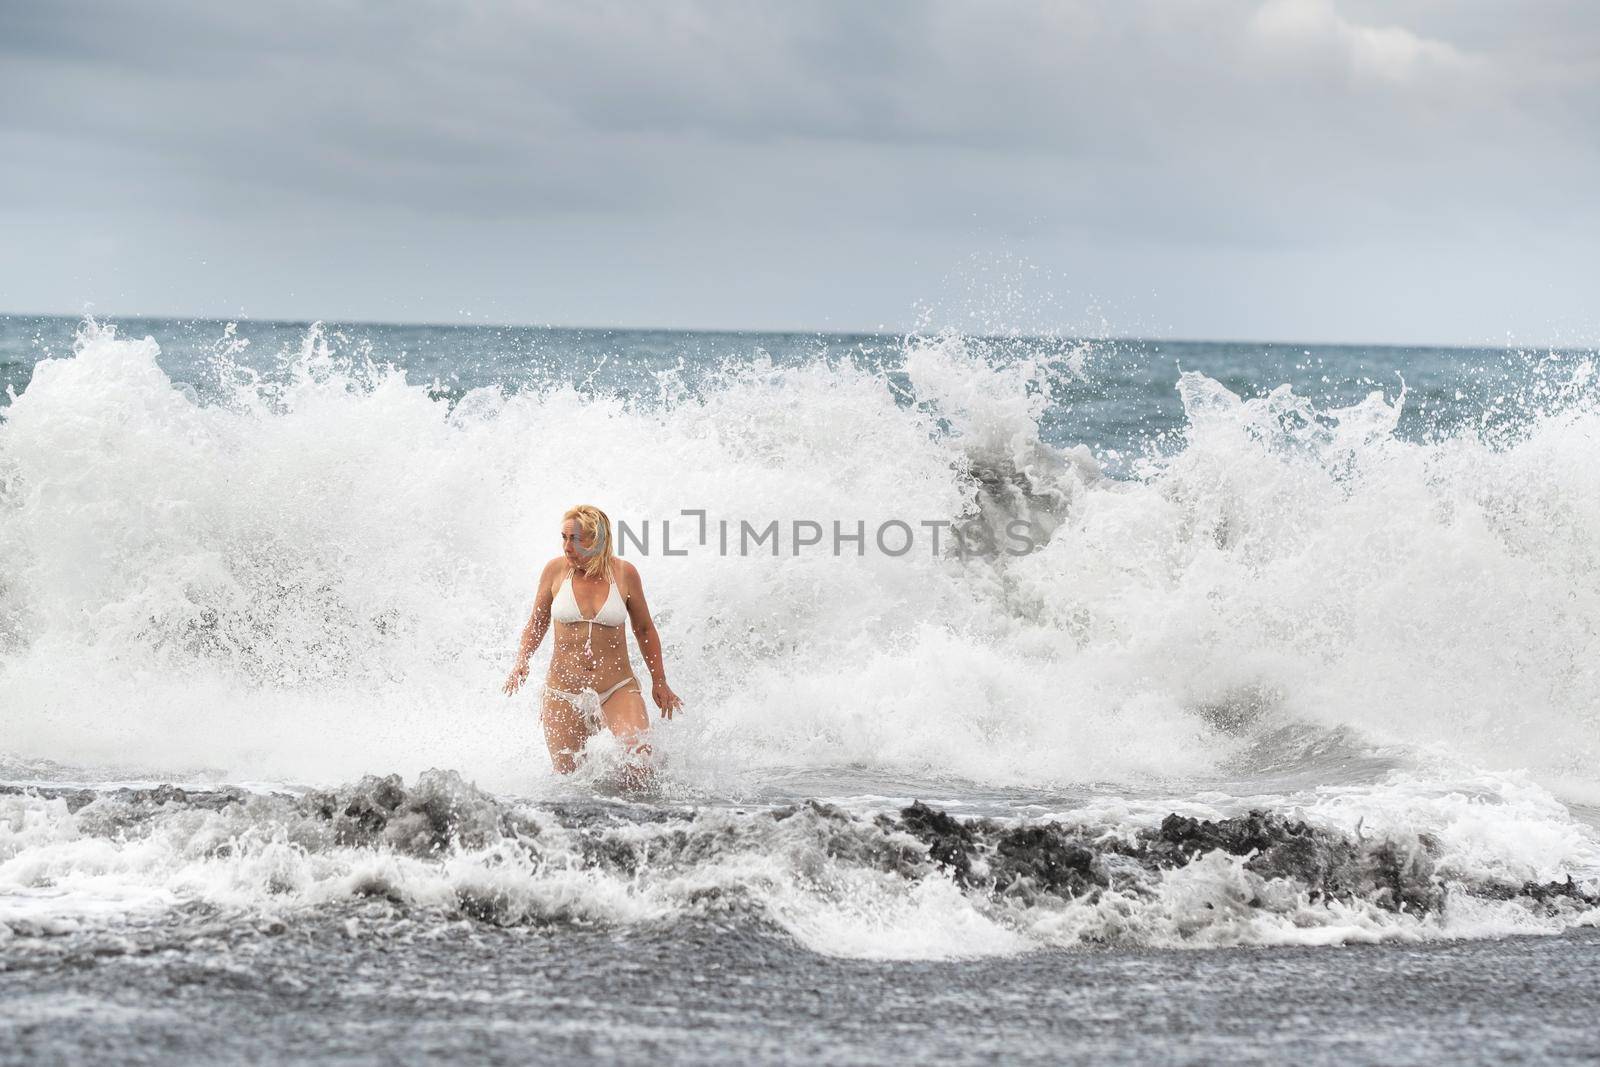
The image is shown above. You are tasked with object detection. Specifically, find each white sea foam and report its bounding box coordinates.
[1,770,1595,960]
[2,321,1597,804]
[8,321,1594,956]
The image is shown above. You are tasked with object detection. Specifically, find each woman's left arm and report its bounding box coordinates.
[621,561,683,719]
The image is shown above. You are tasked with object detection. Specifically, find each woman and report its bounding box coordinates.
[502,505,682,777]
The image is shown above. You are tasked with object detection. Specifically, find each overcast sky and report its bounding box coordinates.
[2,0,1596,344]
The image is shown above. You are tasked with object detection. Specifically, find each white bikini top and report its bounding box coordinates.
[551,569,628,627]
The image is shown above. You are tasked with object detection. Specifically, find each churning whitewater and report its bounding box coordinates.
[2,318,1598,959]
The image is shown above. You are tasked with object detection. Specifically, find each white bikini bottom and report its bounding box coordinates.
[544,674,641,727]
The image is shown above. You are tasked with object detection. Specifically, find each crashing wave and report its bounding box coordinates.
[3,772,1596,959]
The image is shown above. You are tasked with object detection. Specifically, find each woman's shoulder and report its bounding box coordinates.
[612,558,641,586]
[538,557,569,585]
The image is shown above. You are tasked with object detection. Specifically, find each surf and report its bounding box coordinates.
[1,319,1596,802]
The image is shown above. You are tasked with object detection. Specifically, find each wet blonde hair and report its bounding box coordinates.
[562,504,615,580]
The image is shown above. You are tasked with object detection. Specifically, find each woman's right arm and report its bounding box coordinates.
[503,559,560,696]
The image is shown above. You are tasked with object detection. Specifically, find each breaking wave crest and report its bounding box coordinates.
[0,321,1596,798]
[2,319,1599,957]
[3,771,1596,960]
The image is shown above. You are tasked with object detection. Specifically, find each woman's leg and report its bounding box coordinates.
[599,684,653,788]
[541,689,596,774]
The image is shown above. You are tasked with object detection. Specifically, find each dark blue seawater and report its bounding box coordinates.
[0,314,1566,460]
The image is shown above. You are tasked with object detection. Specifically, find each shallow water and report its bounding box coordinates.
[6,915,1598,1065]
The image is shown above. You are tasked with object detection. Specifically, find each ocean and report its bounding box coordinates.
[1,314,1597,1063]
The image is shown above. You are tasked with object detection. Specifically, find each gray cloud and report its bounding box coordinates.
[1,0,1596,343]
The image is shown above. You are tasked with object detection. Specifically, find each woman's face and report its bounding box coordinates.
[560,520,594,564]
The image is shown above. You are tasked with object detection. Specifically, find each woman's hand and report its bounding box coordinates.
[652,680,683,719]
[503,661,530,696]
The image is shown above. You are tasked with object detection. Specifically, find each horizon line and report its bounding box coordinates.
[0,308,1579,355]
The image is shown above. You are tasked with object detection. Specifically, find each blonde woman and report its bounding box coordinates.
[503,505,683,776]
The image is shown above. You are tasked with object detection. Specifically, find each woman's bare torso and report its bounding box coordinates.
[545,571,634,695]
